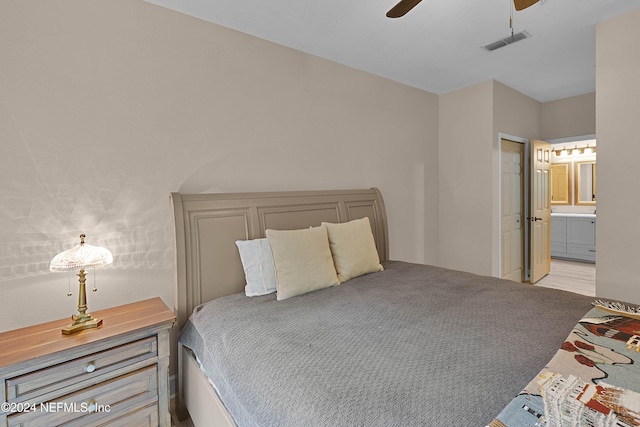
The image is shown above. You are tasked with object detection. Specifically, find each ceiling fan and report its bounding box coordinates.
[386,0,540,18]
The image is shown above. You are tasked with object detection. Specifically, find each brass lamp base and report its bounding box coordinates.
[61,268,103,335]
[62,316,103,335]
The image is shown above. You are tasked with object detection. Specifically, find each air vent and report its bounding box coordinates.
[482,30,531,52]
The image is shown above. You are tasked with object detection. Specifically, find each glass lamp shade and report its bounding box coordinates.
[50,236,113,272]
[50,234,112,334]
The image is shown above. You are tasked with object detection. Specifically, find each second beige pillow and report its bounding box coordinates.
[322,217,384,283]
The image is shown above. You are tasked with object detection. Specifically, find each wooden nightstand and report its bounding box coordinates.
[0,297,176,427]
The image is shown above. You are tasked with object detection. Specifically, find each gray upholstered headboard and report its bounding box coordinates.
[170,188,388,330]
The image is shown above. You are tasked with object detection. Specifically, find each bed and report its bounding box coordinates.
[170,188,640,427]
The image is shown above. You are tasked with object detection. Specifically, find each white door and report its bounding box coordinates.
[530,140,552,283]
[501,140,524,282]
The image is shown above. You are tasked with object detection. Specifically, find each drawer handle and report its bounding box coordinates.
[588,249,596,252]
[85,362,96,373]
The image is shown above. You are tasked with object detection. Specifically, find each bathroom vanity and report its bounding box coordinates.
[550,213,596,263]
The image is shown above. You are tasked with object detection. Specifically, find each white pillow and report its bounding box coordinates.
[266,226,339,300]
[235,238,277,296]
[322,217,383,283]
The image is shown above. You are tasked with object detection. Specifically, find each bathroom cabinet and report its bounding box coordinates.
[550,214,596,262]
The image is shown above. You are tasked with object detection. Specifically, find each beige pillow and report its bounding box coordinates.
[266,226,339,300]
[322,217,383,283]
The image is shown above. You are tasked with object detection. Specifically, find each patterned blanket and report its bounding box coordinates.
[490,301,640,427]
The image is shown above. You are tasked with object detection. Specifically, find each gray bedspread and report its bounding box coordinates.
[179,261,595,427]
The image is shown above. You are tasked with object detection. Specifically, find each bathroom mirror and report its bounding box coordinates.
[551,163,571,205]
[575,161,596,205]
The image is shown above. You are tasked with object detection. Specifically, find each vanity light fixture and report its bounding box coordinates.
[553,144,597,157]
[50,234,113,334]
[581,145,595,155]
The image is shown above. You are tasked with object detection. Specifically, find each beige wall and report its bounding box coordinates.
[438,80,540,277]
[595,7,640,304]
[0,0,439,331]
[541,92,596,141]
[438,81,494,275]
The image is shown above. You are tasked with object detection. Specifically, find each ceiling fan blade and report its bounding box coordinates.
[513,0,539,11]
[386,0,423,18]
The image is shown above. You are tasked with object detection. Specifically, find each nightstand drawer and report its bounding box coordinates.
[97,402,159,427]
[7,365,158,427]
[7,336,157,404]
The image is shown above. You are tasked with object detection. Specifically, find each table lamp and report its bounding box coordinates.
[50,234,113,334]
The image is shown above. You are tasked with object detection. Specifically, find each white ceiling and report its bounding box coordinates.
[144,0,640,102]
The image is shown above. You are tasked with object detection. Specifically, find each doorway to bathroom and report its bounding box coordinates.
[544,135,597,296]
